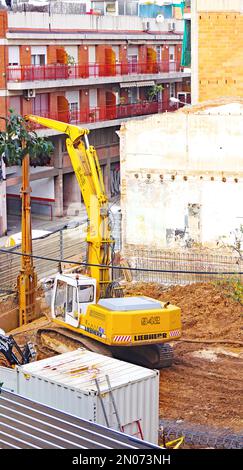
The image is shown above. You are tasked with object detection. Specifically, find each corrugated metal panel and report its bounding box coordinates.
[17,349,159,444]
[0,390,160,449]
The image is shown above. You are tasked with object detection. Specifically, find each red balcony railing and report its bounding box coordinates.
[30,100,178,129]
[7,61,181,82]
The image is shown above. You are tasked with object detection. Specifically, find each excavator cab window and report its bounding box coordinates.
[66,284,74,313]
[77,285,94,303]
[54,280,66,319]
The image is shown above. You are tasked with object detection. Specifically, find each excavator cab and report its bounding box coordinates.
[51,273,97,327]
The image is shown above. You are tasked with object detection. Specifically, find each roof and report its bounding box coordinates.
[178,97,243,114]
[0,390,159,449]
[98,296,162,311]
[19,348,158,393]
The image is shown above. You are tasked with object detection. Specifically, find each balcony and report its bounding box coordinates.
[30,100,177,130]
[7,61,184,84]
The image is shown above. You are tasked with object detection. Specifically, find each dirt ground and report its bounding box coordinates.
[125,282,243,433]
[4,281,243,435]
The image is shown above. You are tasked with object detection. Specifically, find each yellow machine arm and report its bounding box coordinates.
[25,115,114,299]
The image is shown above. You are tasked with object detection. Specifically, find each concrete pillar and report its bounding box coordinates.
[63,173,82,216]
[53,173,63,217]
[53,137,64,218]
[104,160,111,198]
[0,179,7,236]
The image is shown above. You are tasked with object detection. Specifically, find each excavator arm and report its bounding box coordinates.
[0,332,36,367]
[25,115,114,299]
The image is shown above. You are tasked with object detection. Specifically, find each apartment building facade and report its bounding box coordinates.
[191,0,243,103]
[0,3,191,235]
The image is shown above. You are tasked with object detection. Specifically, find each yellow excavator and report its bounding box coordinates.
[25,115,181,369]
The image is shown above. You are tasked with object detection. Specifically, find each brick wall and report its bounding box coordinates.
[161,45,169,72]
[138,45,147,73]
[79,89,89,112]
[176,44,182,71]
[20,45,31,67]
[0,11,7,39]
[0,96,9,130]
[0,45,7,89]
[119,45,128,74]
[47,45,57,65]
[21,98,32,116]
[78,45,89,77]
[198,12,243,100]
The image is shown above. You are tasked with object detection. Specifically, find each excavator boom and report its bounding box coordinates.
[25,115,114,299]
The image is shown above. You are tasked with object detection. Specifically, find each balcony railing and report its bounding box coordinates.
[30,100,177,129]
[7,61,182,82]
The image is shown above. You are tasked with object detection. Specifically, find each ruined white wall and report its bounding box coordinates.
[120,110,243,250]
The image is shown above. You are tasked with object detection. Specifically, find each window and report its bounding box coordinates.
[128,55,138,73]
[156,46,161,63]
[77,285,94,303]
[70,102,78,121]
[128,87,138,104]
[9,96,21,114]
[92,2,104,14]
[8,46,20,66]
[31,55,46,66]
[32,93,49,115]
[169,46,175,62]
[66,284,74,313]
[106,2,116,14]
[169,83,176,99]
[54,280,66,318]
[31,46,47,66]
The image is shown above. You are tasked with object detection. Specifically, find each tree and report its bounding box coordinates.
[147,84,163,102]
[0,109,53,168]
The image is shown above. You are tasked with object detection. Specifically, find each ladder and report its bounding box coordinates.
[95,375,144,440]
[121,420,144,440]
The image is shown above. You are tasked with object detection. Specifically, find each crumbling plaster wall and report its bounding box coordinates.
[120,111,243,251]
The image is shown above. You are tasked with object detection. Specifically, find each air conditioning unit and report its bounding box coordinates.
[168,21,176,32]
[24,89,36,100]
[142,20,151,32]
[156,14,165,24]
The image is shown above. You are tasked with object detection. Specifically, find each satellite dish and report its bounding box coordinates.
[156,14,165,23]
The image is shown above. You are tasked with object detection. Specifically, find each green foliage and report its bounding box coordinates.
[0,109,54,167]
[67,54,75,65]
[147,84,163,101]
[215,277,243,306]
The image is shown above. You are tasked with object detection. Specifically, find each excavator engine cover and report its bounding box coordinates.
[76,296,181,347]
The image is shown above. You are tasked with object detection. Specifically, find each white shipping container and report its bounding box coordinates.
[17,349,159,444]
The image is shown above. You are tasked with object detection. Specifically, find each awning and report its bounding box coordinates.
[136,80,155,87]
[120,82,136,88]
[120,80,155,88]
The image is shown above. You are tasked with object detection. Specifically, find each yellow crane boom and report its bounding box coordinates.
[25,115,114,299]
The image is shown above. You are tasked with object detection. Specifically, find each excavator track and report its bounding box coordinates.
[111,343,173,369]
[36,326,173,369]
[36,327,113,357]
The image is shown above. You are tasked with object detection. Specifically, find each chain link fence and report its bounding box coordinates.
[126,249,243,285]
[0,225,87,293]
